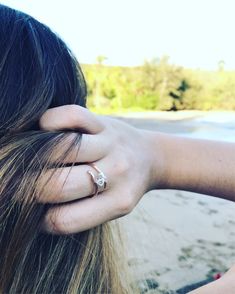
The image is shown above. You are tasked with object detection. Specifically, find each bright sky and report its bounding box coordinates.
[2,0,235,70]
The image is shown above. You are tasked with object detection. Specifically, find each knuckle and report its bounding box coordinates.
[117,195,134,215]
[66,104,80,113]
[39,112,49,129]
[47,212,70,235]
[69,105,83,127]
[114,156,130,176]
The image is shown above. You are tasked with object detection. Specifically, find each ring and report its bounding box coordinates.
[87,164,107,196]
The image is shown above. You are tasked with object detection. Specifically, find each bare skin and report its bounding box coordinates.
[39,105,235,293]
[39,105,160,233]
[190,265,235,293]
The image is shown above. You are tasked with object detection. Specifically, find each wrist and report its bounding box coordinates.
[143,130,169,190]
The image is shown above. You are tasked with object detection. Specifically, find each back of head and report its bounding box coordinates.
[0,4,127,293]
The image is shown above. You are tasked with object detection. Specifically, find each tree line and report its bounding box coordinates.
[82,57,235,112]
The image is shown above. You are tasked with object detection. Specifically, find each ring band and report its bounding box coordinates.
[87,164,107,196]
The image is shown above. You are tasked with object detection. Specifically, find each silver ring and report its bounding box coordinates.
[87,164,107,196]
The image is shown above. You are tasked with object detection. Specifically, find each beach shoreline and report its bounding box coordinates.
[117,112,235,293]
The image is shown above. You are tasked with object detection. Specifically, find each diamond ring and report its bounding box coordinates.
[87,164,107,196]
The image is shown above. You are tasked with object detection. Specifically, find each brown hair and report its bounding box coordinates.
[0,4,129,293]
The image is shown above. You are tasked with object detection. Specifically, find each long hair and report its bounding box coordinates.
[0,4,128,293]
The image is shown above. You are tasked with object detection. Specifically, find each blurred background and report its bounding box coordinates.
[3,0,235,114]
[3,1,235,293]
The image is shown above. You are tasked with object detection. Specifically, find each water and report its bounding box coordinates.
[119,111,235,142]
[179,112,235,142]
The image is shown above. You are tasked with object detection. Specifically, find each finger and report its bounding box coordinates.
[38,163,110,203]
[43,191,125,234]
[75,132,108,163]
[39,105,104,134]
[49,132,108,164]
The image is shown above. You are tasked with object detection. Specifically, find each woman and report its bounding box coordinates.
[0,4,128,294]
[1,3,235,294]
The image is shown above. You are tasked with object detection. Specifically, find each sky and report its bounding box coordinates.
[1,0,235,70]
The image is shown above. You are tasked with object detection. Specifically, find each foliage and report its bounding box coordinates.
[81,57,235,113]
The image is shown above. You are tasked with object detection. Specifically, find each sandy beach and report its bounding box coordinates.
[114,111,235,293]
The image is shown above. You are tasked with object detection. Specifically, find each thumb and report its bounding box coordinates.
[39,105,104,134]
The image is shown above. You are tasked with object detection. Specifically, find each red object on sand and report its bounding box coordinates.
[213,273,222,280]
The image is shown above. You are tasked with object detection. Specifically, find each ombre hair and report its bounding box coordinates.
[0,4,129,293]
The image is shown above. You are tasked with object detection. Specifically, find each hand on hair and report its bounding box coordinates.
[39,105,163,234]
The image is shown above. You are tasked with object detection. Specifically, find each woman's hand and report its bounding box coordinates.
[39,105,164,234]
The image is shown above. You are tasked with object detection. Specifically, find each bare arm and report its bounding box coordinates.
[154,132,235,201]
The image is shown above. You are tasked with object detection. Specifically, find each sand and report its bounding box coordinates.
[114,111,235,293]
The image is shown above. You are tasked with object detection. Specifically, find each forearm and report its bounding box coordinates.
[152,132,235,201]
